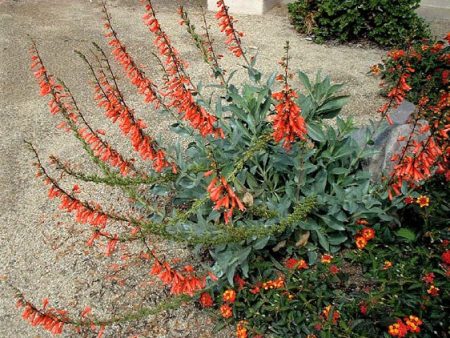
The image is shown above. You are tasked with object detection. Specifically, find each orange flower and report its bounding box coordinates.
[285,258,309,270]
[262,276,285,290]
[383,261,393,270]
[404,315,422,333]
[222,290,236,303]
[220,304,233,318]
[321,305,340,324]
[370,64,381,76]
[355,236,368,250]
[236,320,248,338]
[360,227,375,241]
[416,195,429,208]
[388,319,408,337]
[321,254,333,264]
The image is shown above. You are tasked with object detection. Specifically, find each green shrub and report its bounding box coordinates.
[288,0,430,47]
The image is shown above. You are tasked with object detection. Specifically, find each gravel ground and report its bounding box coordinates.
[0,0,421,336]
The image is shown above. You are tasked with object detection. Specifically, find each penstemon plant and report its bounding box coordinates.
[11,0,448,336]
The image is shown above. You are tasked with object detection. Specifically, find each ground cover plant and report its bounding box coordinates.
[287,0,430,47]
[7,0,449,336]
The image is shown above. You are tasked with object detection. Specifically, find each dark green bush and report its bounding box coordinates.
[288,0,430,47]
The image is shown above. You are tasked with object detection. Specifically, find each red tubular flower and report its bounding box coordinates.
[103,13,160,109]
[93,74,171,172]
[149,257,207,296]
[141,1,223,139]
[17,298,67,335]
[215,0,245,58]
[272,45,307,149]
[30,46,135,176]
[272,86,307,149]
[206,175,245,223]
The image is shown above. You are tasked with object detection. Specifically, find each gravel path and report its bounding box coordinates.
[0,0,389,336]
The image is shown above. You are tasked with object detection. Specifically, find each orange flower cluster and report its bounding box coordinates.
[355,226,375,250]
[284,257,309,270]
[31,47,134,176]
[150,260,206,296]
[321,305,340,324]
[262,276,285,290]
[321,254,333,264]
[388,316,423,337]
[142,1,224,138]
[17,298,66,335]
[199,292,214,308]
[272,84,307,150]
[383,260,393,270]
[236,320,248,338]
[222,289,237,303]
[220,304,233,318]
[215,0,245,58]
[206,174,245,223]
[388,319,409,337]
[94,75,171,173]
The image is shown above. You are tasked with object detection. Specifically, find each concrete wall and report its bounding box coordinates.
[207,0,281,15]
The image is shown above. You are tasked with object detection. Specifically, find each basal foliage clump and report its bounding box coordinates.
[10,0,449,337]
[288,0,430,46]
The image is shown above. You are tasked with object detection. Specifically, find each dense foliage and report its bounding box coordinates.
[288,0,430,46]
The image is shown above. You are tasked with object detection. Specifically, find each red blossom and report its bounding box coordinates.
[234,274,246,290]
[215,0,245,58]
[17,298,67,335]
[207,175,245,223]
[272,86,307,149]
[329,265,340,275]
[93,74,171,173]
[199,292,214,308]
[141,1,224,139]
[442,250,450,265]
[220,304,233,318]
[388,319,409,337]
